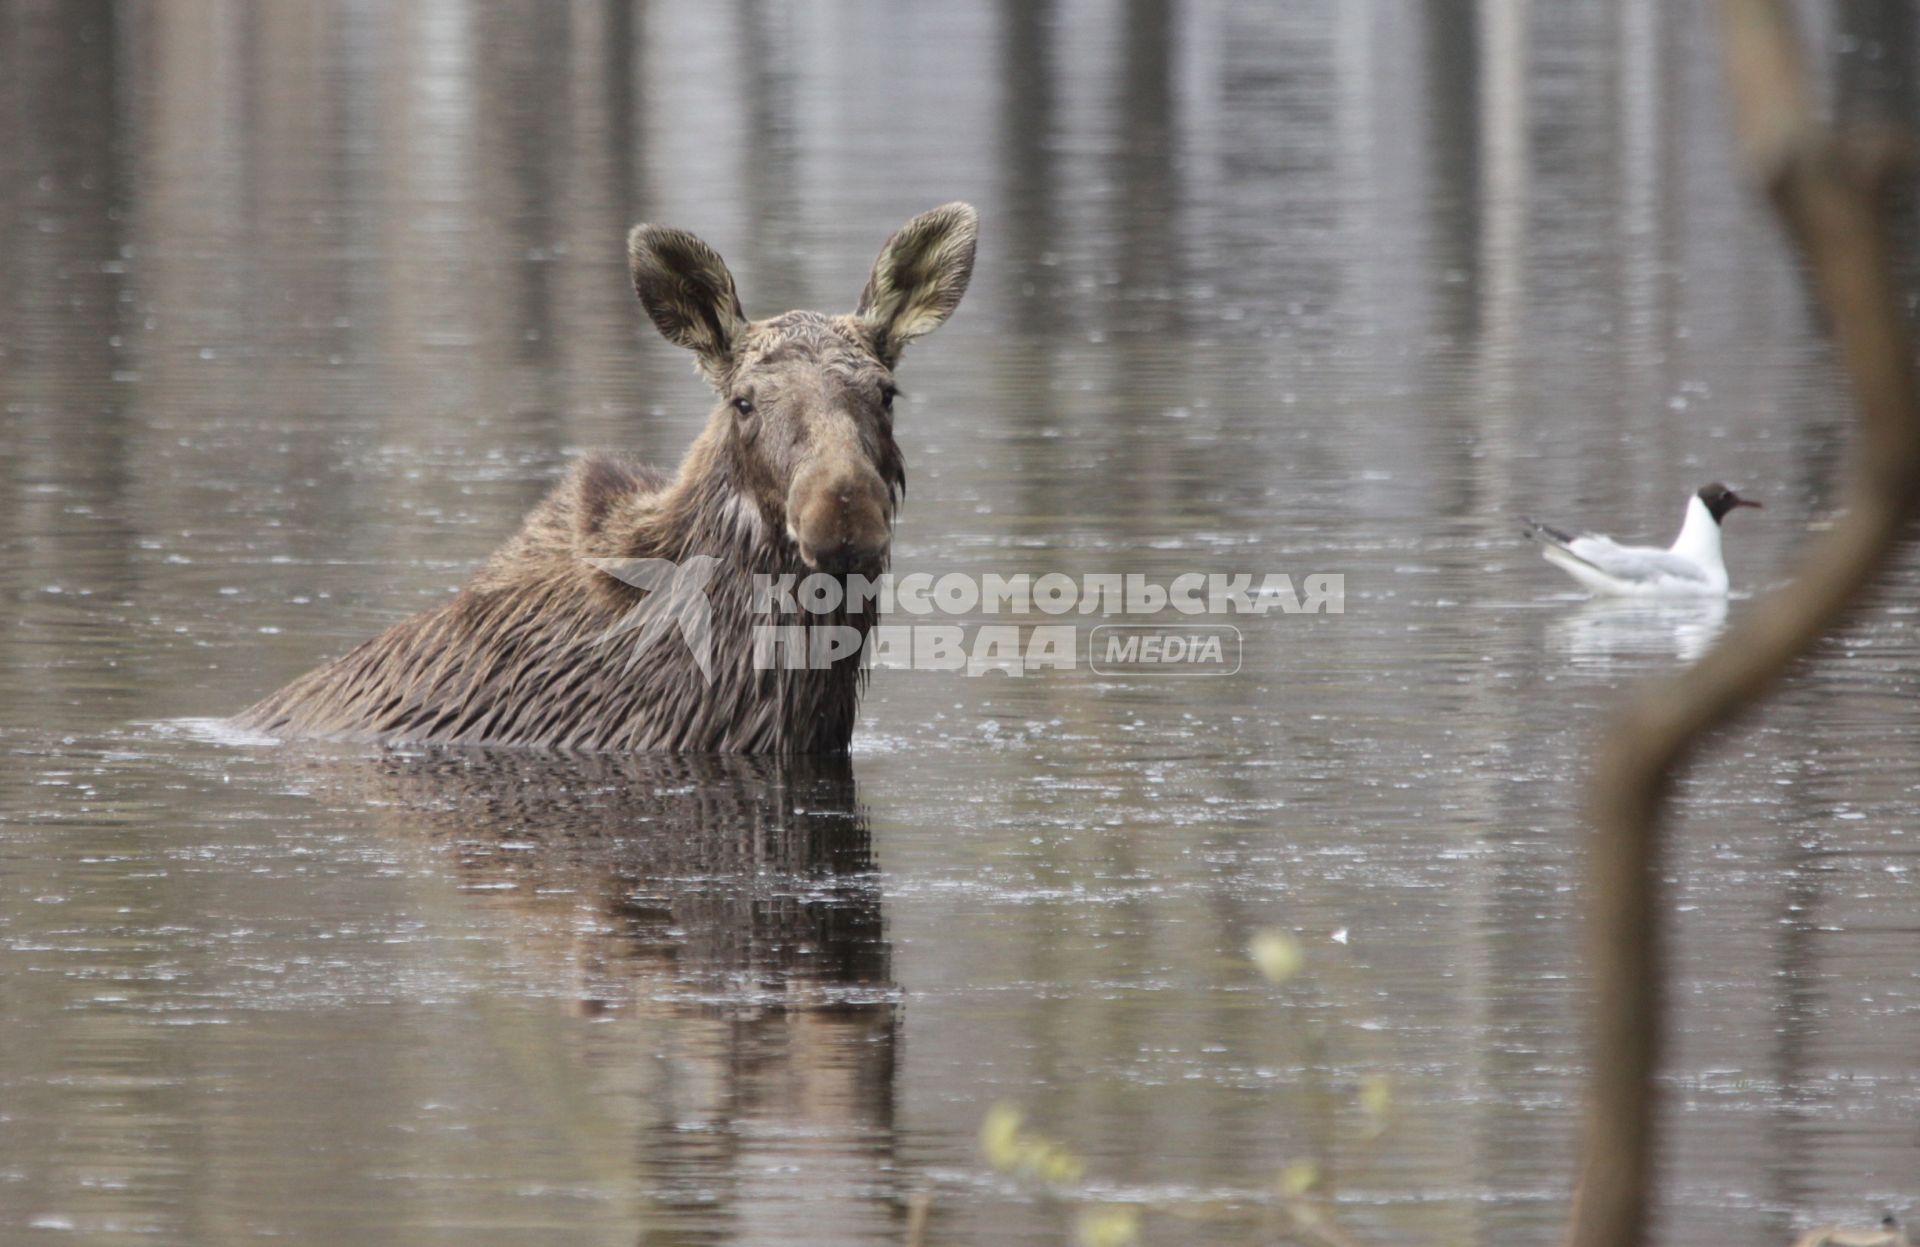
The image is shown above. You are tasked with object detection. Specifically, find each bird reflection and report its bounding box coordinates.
[1546,595,1731,666]
[366,749,898,1246]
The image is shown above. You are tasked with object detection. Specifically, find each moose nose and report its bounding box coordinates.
[802,534,888,577]
[789,462,892,579]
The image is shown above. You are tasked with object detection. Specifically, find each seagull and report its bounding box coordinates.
[1521,482,1761,597]
[1791,1214,1908,1247]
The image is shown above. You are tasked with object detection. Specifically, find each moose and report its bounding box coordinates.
[237,204,978,752]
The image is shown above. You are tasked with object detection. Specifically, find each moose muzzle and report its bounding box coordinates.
[788,456,893,578]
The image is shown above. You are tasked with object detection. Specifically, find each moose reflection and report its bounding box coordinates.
[366,750,899,1244]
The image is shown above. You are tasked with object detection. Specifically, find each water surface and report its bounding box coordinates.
[4,3,1918,1244]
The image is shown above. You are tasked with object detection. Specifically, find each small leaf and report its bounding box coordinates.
[980,1104,1025,1172]
[1249,930,1305,983]
[1359,1074,1392,1138]
[1034,1142,1087,1185]
[978,1104,1086,1186]
[1278,1160,1320,1197]
[1074,1206,1142,1247]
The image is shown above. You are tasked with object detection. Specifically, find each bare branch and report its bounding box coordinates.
[1566,3,1920,1246]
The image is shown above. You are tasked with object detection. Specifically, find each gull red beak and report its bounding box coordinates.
[1733,496,1762,509]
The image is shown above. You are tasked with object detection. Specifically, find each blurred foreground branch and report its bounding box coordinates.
[1568,3,1920,1247]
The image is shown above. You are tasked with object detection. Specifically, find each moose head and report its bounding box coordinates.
[627,203,978,578]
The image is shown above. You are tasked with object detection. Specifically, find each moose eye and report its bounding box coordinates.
[879,384,897,412]
[731,396,755,417]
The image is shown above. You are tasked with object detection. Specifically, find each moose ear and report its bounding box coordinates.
[856,202,978,366]
[628,224,748,383]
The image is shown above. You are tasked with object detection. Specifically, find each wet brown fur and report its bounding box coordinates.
[237,205,977,753]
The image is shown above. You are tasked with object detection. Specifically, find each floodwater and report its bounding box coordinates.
[3,3,1918,1244]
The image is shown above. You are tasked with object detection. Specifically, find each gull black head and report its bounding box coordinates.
[1698,482,1762,524]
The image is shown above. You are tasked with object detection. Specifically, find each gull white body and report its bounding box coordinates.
[1522,486,1757,598]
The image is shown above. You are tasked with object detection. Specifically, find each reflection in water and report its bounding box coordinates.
[1547,596,1731,666]
[370,751,889,1003]
[367,750,899,1246]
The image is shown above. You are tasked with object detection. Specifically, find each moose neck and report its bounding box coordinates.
[624,414,890,754]
[632,419,786,567]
